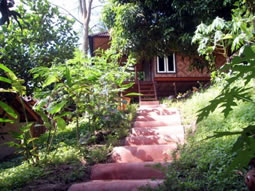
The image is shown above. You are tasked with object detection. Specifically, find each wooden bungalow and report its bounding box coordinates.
[0,93,43,160]
[89,32,226,102]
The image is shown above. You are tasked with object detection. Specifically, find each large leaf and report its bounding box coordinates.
[225,45,255,87]
[0,76,11,84]
[0,64,15,76]
[0,64,18,81]
[65,67,72,87]
[206,125,255,171]
[47,101,67,114]
[0,88,15,93]
[120,82,134,89]
[125,92,143,96]
[197,87,252,123]
[53,111,72,120]
[0,118,14,123]
[57,118,66,130]
[205,131,242,140]
[42,75,59,88]
[0,101,18,119]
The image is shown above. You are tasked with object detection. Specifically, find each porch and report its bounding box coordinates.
[124,77,210,102]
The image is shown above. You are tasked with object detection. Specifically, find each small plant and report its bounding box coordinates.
[0,64,40,164]
[32,49,135,148]
[84,145,112,165]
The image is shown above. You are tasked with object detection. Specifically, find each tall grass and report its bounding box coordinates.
[153,81,254,191]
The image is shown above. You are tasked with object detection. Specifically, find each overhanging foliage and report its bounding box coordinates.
[103,0,235,63]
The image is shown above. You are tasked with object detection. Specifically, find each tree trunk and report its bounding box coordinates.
[79,0,93,54]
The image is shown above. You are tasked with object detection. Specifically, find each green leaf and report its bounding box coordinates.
[0,118,14,123]
[11,131,23,139]
[42,75,59,88]
[0,64,18,81]
[0,101,18,119]
[0,76,11,84]
[197,87,252,123]
[0,88,16,93]
[0,64,15,76]
[57,118,66,130]
[221,33,233,40]
[205,131,242,140]
[20,122,34,133]
[53,111,72,120]
[125,92,142,96]
[65,67,72,87]
[47,101,67,114]
[36,110,52,129]
[120,82,134,89]
[6,141,21,148]
[27,137,39,144]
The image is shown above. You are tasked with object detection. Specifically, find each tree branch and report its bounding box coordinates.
[50,2,83,25]
[92,5,103,10]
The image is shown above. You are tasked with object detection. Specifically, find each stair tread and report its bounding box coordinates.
[68,179,163,191]
[141,98,157,101]
[111,144,177,163]
[68,106,184,191]
[125,134,184,145]
[91,162,168,180]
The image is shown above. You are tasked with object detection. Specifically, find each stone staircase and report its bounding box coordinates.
[69,102,184,191]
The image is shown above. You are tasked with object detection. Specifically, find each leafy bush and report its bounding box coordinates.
[193,0,255,171]
[32,49,135,148]
[0,0,79,93]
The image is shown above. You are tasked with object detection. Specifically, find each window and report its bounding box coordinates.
[157,53,176,73]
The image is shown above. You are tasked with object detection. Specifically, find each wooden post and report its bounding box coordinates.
[135,64,138,82]
[173,82,177,96]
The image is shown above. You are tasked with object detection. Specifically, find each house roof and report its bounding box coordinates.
[89,31,109,38]
[0,93,42,123]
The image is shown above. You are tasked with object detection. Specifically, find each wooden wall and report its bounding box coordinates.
[92,37,110,54]
[0,107,22,159]
[153,53,210,78]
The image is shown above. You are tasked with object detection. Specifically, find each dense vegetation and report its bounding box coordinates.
[1,0,255,190]
[143,0,255,190]
[0,48,137,190]
[0,0,79,93]
[0,1,137,190]
[103,0,235,69]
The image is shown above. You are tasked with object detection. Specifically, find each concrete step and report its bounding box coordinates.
[125,135,184,145]
[111,144,177,163]
[131,126,184,137]
[141,98,157,101]
[68,179,163,191]
[138,108,179,116]
[91,162,167,180]
[134,120,181,128]
[135,115,179,122]
[140,101,160,106]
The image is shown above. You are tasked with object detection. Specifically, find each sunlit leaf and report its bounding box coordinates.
[0,76,11,84]
[47,101,67,114]
[125,92,142,96]
[0,101,18,119]
[0,118,14,123]
[42,75,59,88]
[57,118,66,130]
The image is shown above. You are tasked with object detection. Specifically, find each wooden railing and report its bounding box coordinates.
[137,80,141,103]
[152,80,158,101]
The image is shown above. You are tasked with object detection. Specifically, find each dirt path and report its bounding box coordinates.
[69,101,184,191]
